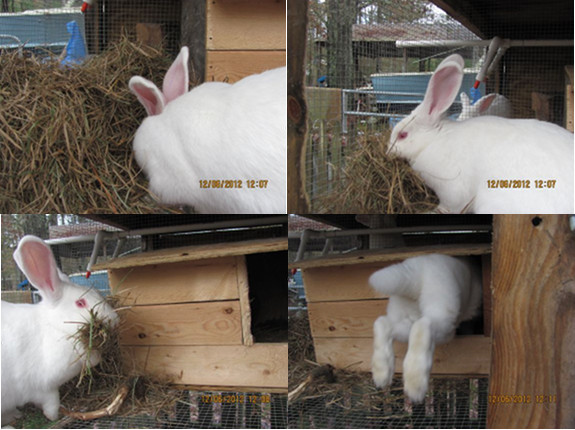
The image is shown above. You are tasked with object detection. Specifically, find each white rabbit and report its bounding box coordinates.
[458,92,511,120]
[388,54,574,214]
[370,254,482,403]
[1,235,118,425]
[129,47,287,214]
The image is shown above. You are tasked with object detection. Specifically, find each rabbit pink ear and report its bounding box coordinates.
[13,236,63,303]
[129,76,166,116]
[478,94,496,113]
[421,55,464,123]
[162,47,189,103]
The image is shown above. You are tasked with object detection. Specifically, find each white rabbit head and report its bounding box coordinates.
[388,54,464,161]
[129,46,189,115]
[458,92,512,121]
[1,235,118,424]
[128,47,287,214]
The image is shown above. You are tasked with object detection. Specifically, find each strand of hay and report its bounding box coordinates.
[315,132,439,213]
[0,38,188,213]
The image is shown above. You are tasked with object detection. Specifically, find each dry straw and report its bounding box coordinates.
[315,132,439,213]
[55,304,183,426]
[0,38,187,213]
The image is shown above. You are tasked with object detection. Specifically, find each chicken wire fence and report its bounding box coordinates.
[0,0,181,61]
[288,375,489,429]
[56,391,288,429]
[304,0,574,210]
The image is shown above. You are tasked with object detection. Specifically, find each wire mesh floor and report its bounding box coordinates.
[288,378,488,429]
[52,391,287,429]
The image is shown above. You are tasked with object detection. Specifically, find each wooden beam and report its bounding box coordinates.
[286,0,310,212]
[119,301,243,346]
[108,257,240,305]
[314,335,491,376]
[489,215,575,428]
[92,237,287,270]
[124,343,288,389]
[181,0,206,83]
[236,255,254,346]
[291,243,492,269]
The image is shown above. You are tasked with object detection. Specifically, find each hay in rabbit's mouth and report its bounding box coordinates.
[0,36,193,213]
[314,132,439,213]
[57,304,183,425]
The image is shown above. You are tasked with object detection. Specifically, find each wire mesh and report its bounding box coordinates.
[56,391,287,429]
[288,377,488,429]
[0,0,181,59]
[304,0,573,211]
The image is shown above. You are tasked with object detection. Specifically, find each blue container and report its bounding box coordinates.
[69,271,111,297]
[371,72,485,104]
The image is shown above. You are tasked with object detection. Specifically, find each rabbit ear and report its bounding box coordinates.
[477,94,496,113]
[420,55,464,124]
[162,47,189,104]
[129,76,166,116]
[13,236,63,303]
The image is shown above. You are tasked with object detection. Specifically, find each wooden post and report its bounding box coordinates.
[489,215,575,428]
[287,0,310,212]
[181,0,206,84]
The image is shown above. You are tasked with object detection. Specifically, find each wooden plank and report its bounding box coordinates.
[120,301,242,346]
[290,243,492,269]
[92,237,287,270]
[205,50,286,83]
[302,263,392,302]
[108,257,239,305]
[124,343,288,389]
[236,255,254,346]
[308,300,388,338]
[314,336,491,376]
[206,0,286,50]
[489,215,575,428]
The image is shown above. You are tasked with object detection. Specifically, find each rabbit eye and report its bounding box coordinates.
[398,131,408,140]
[76,298,88,308]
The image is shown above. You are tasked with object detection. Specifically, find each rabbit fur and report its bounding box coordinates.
[129,47,287,214]
[1,235,118,425]
[458,92,511,121]
[388,54,574,214]
[370,254,482,403]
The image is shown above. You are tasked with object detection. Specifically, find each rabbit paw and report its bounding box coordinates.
[403,319,433,403]
[41,391,60,422]
[372,316,395,389]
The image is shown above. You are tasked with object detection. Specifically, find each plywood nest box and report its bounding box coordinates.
[291,243,493,379]
[92,237,288,392]
[206,0,286,82]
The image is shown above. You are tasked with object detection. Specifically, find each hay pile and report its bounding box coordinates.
[315,132,439,213]
[0,38,187,213]
[55,306,182,426]
[288,312,405,413]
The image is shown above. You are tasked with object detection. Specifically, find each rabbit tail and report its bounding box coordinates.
[369,262,421,300]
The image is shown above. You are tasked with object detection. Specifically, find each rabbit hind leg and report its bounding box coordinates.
[403,316,435,403]
[372,315,395,389]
